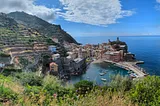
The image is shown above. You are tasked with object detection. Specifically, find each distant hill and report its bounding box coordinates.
[8,12,78,44]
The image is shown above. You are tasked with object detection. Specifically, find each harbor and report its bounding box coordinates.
[65,55,147,84]
[104,60,147,78]
[69,61,130,85]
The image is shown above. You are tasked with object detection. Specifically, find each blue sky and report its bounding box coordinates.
[0,0,160,37]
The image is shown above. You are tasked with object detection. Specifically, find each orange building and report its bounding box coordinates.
[49,62,58,72]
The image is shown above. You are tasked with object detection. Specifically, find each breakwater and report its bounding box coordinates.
[104,60,147,78]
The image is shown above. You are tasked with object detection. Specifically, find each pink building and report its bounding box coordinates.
[103,51,123,62]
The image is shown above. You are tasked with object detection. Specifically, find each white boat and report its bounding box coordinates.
[101,78,107,81]
[99,72,107,76]
[130,73,136,78]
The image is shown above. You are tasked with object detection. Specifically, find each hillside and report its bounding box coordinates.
[0,12,77,59]
[8,12,78,44]
[0,13,18,29]
[0,13,55,53]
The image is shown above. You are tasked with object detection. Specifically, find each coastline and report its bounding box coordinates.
[91,59,147,78]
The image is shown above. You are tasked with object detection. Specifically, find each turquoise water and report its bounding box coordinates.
[69,62,129,85]
[69,36,160,84]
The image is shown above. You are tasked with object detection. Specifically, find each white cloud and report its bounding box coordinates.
[58,0,134,26]
[155,0,160,11]
[0,0,59,22]
[157,0,160,3]
[155,5,160,11]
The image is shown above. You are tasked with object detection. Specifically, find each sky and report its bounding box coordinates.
[0,0,160,37]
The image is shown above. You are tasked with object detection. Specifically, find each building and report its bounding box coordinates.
[49,62,58,72]
[0,56,11,72]
[108,37,128,52]
[124,53,135,61]
[103,51,123,62]
[86,49,93,58]
[78,47,83,58]
[71,58,86,75]
[67,52,78,60]
[52,37,59,43]
[63,58,74,75]
[93,50,102,59]
[52,54,60,61]
[82,49,88,58]
[0,63,5,68]
[49,46,57,53]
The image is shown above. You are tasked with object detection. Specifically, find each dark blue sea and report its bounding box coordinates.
[69,36,160,84]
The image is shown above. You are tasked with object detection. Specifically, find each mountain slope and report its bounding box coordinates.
[0,12,57,52]
[8,12,78,44]
[0,13,18,29]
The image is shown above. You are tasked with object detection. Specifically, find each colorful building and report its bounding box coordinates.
[49,62,58,72]
[49,46,57,53]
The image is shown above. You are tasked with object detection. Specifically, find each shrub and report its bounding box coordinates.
[0,85,18,103]
[14,72,43,86]
[24,85,42,95]
[74,80,93,95]
[130,76,160,106]
[2,68,22,76]
[110,75,133,92]
[0,52,10,57]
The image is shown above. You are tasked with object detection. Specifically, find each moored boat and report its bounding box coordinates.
[101,78,107,81]
[99,71,107,76]
[130,73,136,78]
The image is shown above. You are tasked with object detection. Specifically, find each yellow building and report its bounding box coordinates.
[49,62,58,72]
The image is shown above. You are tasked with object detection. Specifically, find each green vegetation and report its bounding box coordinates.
[0,72,160,106]
[74,80,93,95]
[2,67,22,76]
[130,76,160,106]
[0,86,18,103]
[0,52,10,57]
[18,57,32,69]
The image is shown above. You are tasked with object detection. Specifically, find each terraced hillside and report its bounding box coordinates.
[0,12,71,57]
[0,25,55,55]
[8,12,78,44]
[0,12,71,71]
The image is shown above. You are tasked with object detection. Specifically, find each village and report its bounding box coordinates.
[0,36,147,80]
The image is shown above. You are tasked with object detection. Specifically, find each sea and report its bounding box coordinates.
[69,36,160,85]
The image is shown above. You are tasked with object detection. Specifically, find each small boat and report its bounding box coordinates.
[86,77,90,79]
[99,71,107,76]
[133,73,138,77]
[130,73,136,78]
[101,78,107,81]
